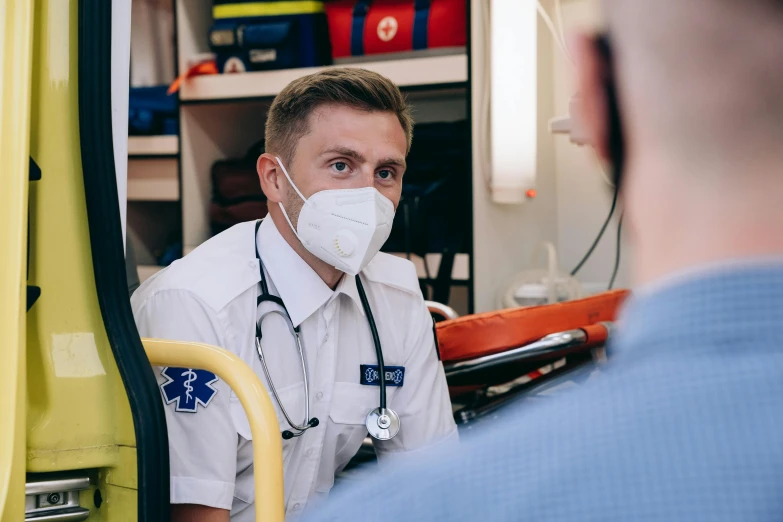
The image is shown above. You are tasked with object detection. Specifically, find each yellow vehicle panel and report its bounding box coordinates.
[27,0,135,473]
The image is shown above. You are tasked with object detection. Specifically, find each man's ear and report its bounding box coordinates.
[257,153,284,204]
[572,33,611,162]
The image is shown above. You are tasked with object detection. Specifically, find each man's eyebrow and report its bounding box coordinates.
[377,156,407,170]
[320,147,406,170]
[320,147,366,163]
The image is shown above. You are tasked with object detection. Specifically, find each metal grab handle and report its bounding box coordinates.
[143,339,285,522]
[426,301,460,321]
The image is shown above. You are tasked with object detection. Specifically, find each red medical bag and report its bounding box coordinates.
[324,0,466,59]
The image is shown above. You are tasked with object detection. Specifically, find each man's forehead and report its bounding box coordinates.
[298,105,407,160]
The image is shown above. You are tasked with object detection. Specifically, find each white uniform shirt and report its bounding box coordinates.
[131,218,457,520]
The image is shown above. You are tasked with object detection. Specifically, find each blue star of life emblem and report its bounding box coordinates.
[160,367,219,413]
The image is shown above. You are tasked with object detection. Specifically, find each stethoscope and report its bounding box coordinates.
[253,221,400,441]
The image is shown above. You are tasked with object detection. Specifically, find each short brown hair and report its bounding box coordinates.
[265,68,414,163]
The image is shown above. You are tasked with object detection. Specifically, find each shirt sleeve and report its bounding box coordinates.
[134,290,238,510]
[373,298,459,461]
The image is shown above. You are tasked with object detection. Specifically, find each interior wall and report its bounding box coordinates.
[470,0,559,313]
[552,0,632,290]
[130,0,176,86]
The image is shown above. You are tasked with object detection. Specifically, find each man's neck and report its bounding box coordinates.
[268,210,344,290]
[627,159,783,287]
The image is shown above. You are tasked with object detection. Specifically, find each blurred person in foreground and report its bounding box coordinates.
[305,0,783,520]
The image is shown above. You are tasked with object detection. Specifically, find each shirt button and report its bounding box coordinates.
[315,392,323,401]
[306,448,314,457]
[293,503,301,511]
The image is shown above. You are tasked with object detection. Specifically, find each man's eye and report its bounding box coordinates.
[377,169,394,180]
[333,162,348,172]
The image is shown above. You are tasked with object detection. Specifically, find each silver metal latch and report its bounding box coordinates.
[25,474,91,521]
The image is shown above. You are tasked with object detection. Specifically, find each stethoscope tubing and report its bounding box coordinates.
[354,275,387,410]
[253,220,392,440]
[255,311,312,432]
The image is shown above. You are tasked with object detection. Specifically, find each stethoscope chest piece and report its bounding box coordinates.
[366,407,400,441]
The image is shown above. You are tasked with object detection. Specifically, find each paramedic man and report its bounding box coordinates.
[131,68,457,522]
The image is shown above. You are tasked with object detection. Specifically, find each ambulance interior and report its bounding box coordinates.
[2,1,630,520]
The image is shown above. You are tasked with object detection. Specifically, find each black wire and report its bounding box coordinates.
[355,275,386,410]
[570,183,619,277]
[608,213,624,290]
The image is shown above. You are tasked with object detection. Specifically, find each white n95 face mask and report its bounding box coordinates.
[276,157,396,276]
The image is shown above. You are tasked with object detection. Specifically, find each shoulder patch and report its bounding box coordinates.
[160,367,219,413]
[362,253,421,296]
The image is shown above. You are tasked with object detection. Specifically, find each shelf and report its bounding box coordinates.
[137,265,164,282]
[128,135,179,156]
[389,253,470,282]
[127,158,180,201]
[180,53,468,102]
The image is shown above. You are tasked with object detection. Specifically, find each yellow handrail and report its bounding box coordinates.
[142,339,285,522]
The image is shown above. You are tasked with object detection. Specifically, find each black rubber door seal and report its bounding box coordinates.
[77,1,171,520]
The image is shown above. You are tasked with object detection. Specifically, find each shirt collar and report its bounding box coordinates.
[632,255,783,299]
[334,273,366,318]
[612,258,783,358]
[256,217,364,326]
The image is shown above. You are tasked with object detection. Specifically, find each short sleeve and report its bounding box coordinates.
[134,290,238,509]
[373,298,458,460]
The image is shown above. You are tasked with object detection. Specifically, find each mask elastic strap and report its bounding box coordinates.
[276,156,307,202]
[275,157,307,240]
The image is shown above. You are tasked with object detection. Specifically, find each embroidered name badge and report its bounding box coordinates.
[360,365,405,387]
[160,367,219,413]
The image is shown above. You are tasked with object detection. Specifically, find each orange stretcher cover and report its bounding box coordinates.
[436,290,631,363]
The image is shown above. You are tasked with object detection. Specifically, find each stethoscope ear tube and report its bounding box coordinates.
[256,310,315,438]
[255,219,317,439]
[282,418,319,440]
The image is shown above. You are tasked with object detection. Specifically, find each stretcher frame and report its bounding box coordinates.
[432,290,629,423]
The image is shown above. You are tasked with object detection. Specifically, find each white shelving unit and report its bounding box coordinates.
[127,134,182,281]
[128,135,179,156]
[128,158,179,201]
[180,53,468,101]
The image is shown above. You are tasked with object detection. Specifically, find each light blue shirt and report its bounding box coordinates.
[308,262,783,521]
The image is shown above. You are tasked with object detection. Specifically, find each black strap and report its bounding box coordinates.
[351,0,371,56]
[412,0,430,50]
